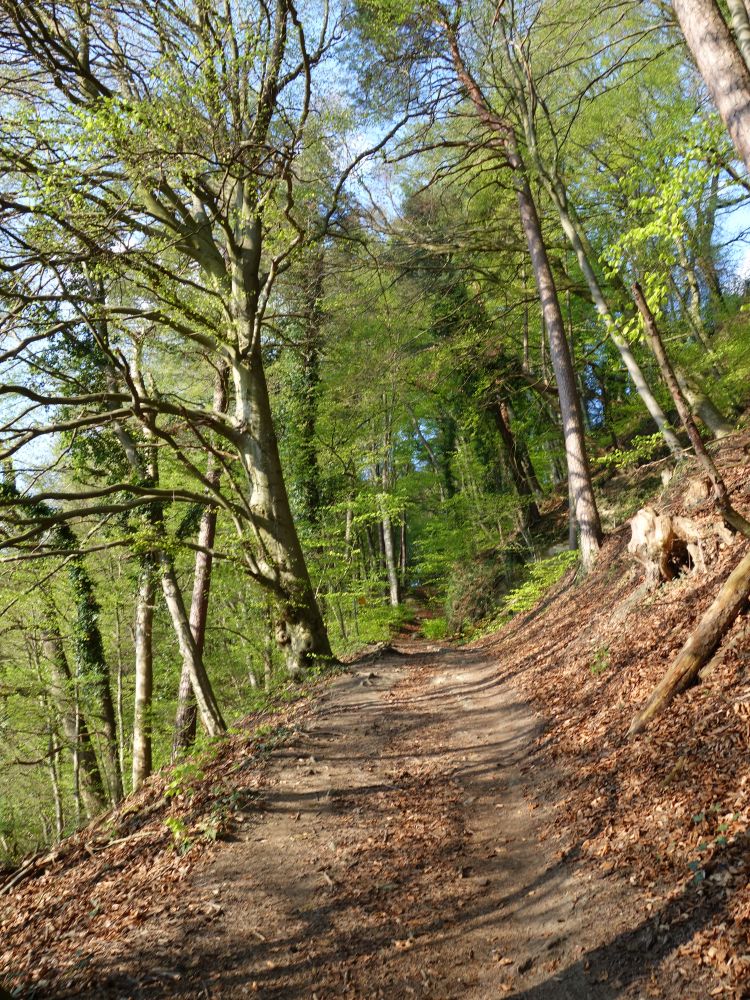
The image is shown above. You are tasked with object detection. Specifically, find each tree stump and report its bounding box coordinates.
[628,506,698,587]
[628,505,733,588]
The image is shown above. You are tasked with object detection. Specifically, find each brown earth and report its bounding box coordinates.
[46,639,692,999]
[0,636,734,999]
[97,639,650,1000]
[2,437,750,999]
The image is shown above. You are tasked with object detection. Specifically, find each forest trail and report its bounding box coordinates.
[97,639,658,999]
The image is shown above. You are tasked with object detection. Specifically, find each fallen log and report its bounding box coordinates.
[629,547,750,736]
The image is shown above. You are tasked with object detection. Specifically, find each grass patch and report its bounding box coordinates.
[420,616,449,640]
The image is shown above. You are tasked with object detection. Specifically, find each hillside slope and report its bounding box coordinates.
[1,434,750,999]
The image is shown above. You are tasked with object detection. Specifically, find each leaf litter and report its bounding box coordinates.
[1,437,750,997]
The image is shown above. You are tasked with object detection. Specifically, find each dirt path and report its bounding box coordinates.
[99,642,662,999]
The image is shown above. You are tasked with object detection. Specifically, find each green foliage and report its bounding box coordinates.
[589,645,611,676]
[594,433,665,471]
[502,551,580,617]
[163,816,191,854]
[164,761,205,801]
[470,551,580,637]
[446,544,528,631]
[420,617,449,640]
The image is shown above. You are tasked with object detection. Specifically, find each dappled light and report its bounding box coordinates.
[1,0,750,996]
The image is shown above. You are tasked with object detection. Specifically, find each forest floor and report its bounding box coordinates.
[97,637,651,1000]
[3,437,750,998]
[4,635,729,1000]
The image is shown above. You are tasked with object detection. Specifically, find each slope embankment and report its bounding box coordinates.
[2,433,750,999]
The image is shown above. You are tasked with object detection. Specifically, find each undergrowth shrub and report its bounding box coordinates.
[421,616,449,640]
[329,599,410,656]
[446,544,526,631]
[594,433,664,471]
[469,550,579,638]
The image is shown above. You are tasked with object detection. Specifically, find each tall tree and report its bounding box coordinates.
[441,13,602,567]
[0,0,366,673]
[672,0,750,172]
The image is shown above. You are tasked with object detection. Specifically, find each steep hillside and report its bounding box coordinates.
[474,429,750,997]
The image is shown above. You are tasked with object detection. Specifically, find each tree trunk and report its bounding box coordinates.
[399,520,408,585]
[113,604,126,783]
[295,251,325,524]
[727,0,750,69]
[697,171,723,305]
[491,402,541,526]
[47,727,64,842]
[672,0,750,174]
[172,370,227,758]
[505,401,543,497]
[629,545,750,735]
[34,650,66,843]
[407,404,446,500]
[65,543,123,805]
[522,261,530,371]
[263,601,274,689]
[513,168,602,568]
[381,466,401,607]
[546,178,682,457]
[438,417,457,499]
[632,282,750,536]
[40,618,106,819]
[107,372,227,746]
[132,557,155,791]
[567,288,592,434]
[568,477,579,551]
[160,552,226,736]
[678,246,711,347]
[232,341,332,676]
[171,498,216,757]
[674,368,733,438]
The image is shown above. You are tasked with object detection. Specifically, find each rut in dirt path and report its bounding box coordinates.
[91,642,675,999]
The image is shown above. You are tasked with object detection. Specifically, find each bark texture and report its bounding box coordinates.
[132,558,155,791]
[727,0,750,70]
[672,0,750,173]
[232,339,332,676]
[513,170,602,568]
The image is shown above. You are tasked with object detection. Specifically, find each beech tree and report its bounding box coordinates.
[438,8,602,568]
[672,0,750,173]
[0,0,394,674]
